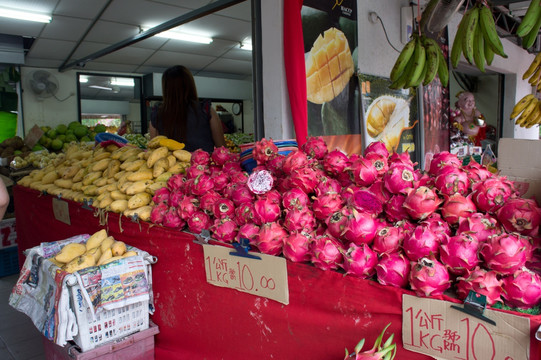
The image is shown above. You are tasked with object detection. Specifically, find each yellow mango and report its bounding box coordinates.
[111,241,127,256]
[126,180,153,195]
[63,253,96,273]
[172,149,191,163]
[127,192,152,209]
[97,248,113,265]
[55,243,86,264]
[127,169,153,182]
[147,146,169,168]
[86,229,108,250]
[123,250,138,258]
[100,236,115,252]
[110,199,128,213]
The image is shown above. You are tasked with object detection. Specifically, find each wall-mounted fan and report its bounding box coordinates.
[28,70,59,99]
[424,0,465,33]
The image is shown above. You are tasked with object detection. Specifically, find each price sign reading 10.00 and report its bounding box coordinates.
[202,244,289,305]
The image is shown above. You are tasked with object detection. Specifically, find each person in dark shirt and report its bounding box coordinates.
[149,65,225,153]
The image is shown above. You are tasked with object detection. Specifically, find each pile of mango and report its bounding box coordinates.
[17,136,191,220]
[51,229,136,273]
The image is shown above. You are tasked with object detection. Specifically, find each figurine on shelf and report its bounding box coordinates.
[450,91,487,147]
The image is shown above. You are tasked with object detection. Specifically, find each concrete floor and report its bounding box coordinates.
[0,274,46,360]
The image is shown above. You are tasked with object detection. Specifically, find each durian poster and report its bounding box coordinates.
[301,0,361,154]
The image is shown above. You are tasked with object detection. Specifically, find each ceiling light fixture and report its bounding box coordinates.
[89,85,112,91]
[0,8,51,23]
[79,76,88,83]
[110,78,134,86]
[142,27,212,44]
[239,39,252,51]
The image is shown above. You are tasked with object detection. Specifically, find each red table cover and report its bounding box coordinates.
[14,185,541,359]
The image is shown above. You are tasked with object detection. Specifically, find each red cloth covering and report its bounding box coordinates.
[14,185,541,359]
[284,0,308,147]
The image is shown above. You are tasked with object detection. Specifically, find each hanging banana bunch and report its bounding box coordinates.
[516,0,541,50]
[389,34,448,89]
[523,52,541,91]
[510,94,541,128]
[451,2,507,71]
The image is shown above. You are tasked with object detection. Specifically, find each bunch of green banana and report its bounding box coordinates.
[516,0,541,50]
[451,2,507,72]
[389,34,448,89]
[510,94,541,128]
[522,52,541,91]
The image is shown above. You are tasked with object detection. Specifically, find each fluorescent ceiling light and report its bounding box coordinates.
[239,39,252,51]
[89,85,112,91]
[0,8,51,23]
[79,76,88,83]
[110,78,134,86]
[143,27,212,44]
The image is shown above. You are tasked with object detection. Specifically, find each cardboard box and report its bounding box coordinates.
[498,138,541,204]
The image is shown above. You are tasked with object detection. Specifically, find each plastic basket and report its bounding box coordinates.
[239,140,298,173]
[0,245,19,277]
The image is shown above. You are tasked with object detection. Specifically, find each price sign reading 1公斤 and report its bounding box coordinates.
[202,244,289,305]
[402,294,530,360]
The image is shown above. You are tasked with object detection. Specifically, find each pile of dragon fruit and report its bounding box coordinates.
[149,137,541,310]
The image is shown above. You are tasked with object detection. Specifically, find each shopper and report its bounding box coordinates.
[149,65,226,153]
[0,178,9,220]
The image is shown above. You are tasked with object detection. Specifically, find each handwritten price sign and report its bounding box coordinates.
[402,294,530,360]
[202,244,289,304]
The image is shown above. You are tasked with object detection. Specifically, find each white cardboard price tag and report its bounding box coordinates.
[202,244,289,305]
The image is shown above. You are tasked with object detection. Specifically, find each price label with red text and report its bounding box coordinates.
[402,294,530,360]
[202,244,289,305]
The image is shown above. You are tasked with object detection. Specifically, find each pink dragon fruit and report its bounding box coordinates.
[376,252,411,288]
[409,256,451,297]
[234,202,256,226]
[187,211,211,234]
[364,141,389,159]
[441,193,476,225]
[229,171,249,185]
[310,235,345,271]
[383,165,416,195]
[419,213,451,241]
[229,185,254,206]
[402,225,441,261]
[152,187,170,204]
[282,150,309,175]
[163,207,185,229]
[314,176,342,197]
[168,189,185,208]
[372,226,405,255]
[428,151,461,176]
[463,160,493,186]
[199,190,222,214]
[265,154,285,176]
[480,233,533,275]
[403,186,442,220]
[342,209,377,245]
[177,195,200,221]
[213,198,235,219]
[256,222,287,255]
[312,192,344,221]
[439,233,480,275]
[471,176,516,213]
[185,164,209,180]
[167,173,186,192]
[191,148,211,166]
[211,171,229,193]
[322,149,350,176]
[221,161,243,174]
[342,243,378,279]
[150,202,168,225]
[496,197,541,237]
[457,212,500,242]
[283,231,312,263]
[253,197,281,225]
[288,166,319,194]
[253,138,278,164]
[368,180,391,204]
[350,188,383,217]
[259,189,282,204]
[384,194,410,223]
[191,174,215,196]
[282,188,310,211]
[365,152,389,178]
[236,223,260,247]
[325,208,350,240]
[211,217,238,243]
[501,268,541,309]
[455,267,503,306]
[301,136,328,160]
[434,165,470,196]
[211,146,232,166]
[344,323,396,360]
[388,151,415,170]
[283,208,316,233]
[349,157,378,187]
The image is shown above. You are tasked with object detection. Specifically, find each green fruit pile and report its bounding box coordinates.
[38,121,106,152]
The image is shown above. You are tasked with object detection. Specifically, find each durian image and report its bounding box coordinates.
[306,27,354,104]
[365,95,410,151]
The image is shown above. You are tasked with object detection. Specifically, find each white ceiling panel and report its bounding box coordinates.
[130,36,170,50]
[0,18,46,37]
[54,0,110,19]
[0,0,57,14]
[27,38,77,60]
[84,20,140,44]
[203,57,251,75]
[143,50,216,70]
[159,38,238,57]
[101,0,191,26]
[94,46,156,65]
[23,58,64,69]
[41,16,92,42]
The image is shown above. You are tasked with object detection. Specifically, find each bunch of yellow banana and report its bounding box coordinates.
[510,94,541,128]
[451,3,507,72]
[522,52,541,91]
[516,0,541,50]
[389,34,448,89]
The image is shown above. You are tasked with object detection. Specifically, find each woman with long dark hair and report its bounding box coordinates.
[149,65,225,152]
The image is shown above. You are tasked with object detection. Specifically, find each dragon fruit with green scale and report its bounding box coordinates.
[288,166,320,194]
[322,149,350,177]
[234,202,256,226]
[185,164,209,180]
[441,193,476,225]
[211,146,233,166]
[253,197,281,225]
[213,198,235,219]
[187,211,211,234]
[152,187,170,204]
[428,151,461,176]
[177,195,200,221]
[314,176,342,197]
[310,234,345,271]
[342,243,378,279]
[463,160,493,185]
[282,150,309,175]
[403,225,441,261]
[150,202,168,225]
[372,226,405,255]
[342,209,378,246]
[301,136,328,160]
[211,217,238,243]
[384,194,410,223]
[457,212,500,242]
[256,222,287,256]
[236,223,260,247]
[229,184,254,206]
[190,148,211,166]
[283,208,316,233]
[376,252,411,288]
[501,268,541,309]
[480,233,533,275]
[349,157,378,187]
[434,165,470,196]
[199,190,221,214]
[403,186,442,220]
[252,138,278,165]
[265,154,285,176]
[167,173,186,192]
[163,207,185,229]
[282,188,310,211]
[325,208,350,240]
[383,165,416,195]
[496,197,541,237]
[312,192,344,221]
[283,231,313,263]
[439,233,480,275]
[409,256,450,297]
[344,323,396,360]
[229,171,249,185]
[471,176,517,213]
[191,174,215,196]
[455,267,503,306]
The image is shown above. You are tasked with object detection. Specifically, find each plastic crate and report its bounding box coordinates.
[42,322,159,360]
[0,245,19,277]
[69,282,150,352]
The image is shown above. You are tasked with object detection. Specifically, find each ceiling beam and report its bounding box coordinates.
[58,0,245,72]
